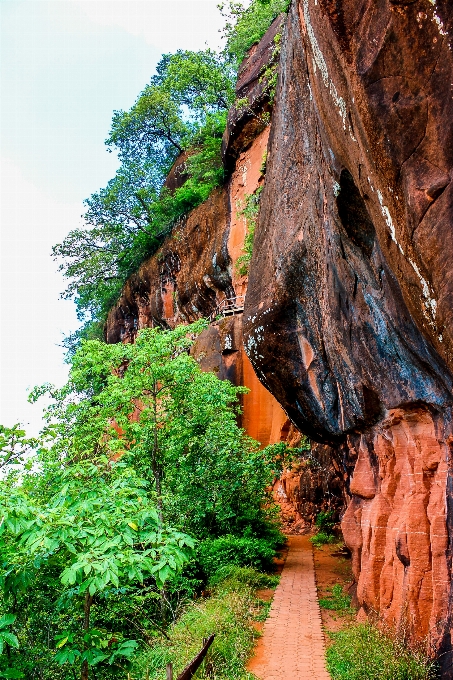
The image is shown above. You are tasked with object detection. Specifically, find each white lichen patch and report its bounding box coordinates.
[377,190,397,243]
[428,0,448,37]
[224,334,232,350]
[374,185,438,326]
[303,0,347,130]
[409,258,437,319]
[333,181,341,197]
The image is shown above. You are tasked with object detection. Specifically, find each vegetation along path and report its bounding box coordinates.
[249,535,331,680]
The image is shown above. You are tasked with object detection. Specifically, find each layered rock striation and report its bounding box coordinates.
[243,0,453,671]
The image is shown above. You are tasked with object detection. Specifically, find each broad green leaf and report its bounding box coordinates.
[0,615,15,630]
[0,632,19,649]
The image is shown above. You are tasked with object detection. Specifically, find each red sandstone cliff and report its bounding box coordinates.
[107,2,453,671]
[243,0,453,673]
[105,18,289,448]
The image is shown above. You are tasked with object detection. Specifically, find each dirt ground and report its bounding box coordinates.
[312,540,355,641]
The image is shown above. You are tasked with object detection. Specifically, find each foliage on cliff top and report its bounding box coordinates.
[220,0,291,67]
[54,2,291,348]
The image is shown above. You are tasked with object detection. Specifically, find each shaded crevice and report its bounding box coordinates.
[336,169,376,258]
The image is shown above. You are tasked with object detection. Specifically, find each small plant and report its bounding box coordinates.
[315,510,335,533]
[260,150,268,176]
[258,31,282,104]
[310,532,336,548]
[319,584,353,612]
[326,623,436,680]
[236,187,263,276]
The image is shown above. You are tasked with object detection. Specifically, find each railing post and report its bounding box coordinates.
[166,662,173,680]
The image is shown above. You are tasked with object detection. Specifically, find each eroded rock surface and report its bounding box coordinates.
[243,0,453,671]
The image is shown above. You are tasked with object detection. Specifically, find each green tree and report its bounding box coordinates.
[53,51,234,343]
[0,456,193,679]
[33,322,285,538]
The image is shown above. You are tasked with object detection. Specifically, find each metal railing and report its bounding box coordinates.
[208,295,245,323]
[166,635,215,680]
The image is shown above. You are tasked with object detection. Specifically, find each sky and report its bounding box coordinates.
[0,0,226,435]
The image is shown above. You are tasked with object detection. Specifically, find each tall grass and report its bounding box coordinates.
[131,566,278,680]
[326,623,436,680]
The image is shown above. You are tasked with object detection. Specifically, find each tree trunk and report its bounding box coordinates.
[81,591,93,680]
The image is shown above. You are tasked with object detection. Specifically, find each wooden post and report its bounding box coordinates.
[166,663,173,680]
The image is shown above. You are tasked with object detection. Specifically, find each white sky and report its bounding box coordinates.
[0,0,226,435]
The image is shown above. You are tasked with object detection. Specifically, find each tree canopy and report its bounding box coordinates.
[53,1,292,349]
[53,50,234,347]
[0,323,294,678]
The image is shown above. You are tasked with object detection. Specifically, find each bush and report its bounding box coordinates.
[315,509,335,533]
[198,535,277,576]
[208,564,279,590]
[327,624,436,680]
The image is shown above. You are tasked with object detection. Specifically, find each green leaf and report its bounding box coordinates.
[0,668,25,679]
[0,632,19,649]
[0,615,15,630]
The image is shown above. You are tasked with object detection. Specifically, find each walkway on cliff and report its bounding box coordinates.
[248,535,331,680]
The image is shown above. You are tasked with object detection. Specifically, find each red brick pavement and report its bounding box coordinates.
[248,535,331,679]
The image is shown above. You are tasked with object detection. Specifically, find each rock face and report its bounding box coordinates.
[243,0,453,671]
[275,441,346,532]
[105,32,289,448]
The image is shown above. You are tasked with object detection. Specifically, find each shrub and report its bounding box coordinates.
[198,535,277,576]
[315,509,336,533]
[326,624,436,680]
[208,564,279,590]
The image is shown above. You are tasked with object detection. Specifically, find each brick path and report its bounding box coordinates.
[248,535,331,679]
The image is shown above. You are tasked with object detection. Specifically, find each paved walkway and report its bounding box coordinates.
[248,536,331,679]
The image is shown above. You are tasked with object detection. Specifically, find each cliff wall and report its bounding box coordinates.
[106,2,453,669]
[105,18,289,448]
[243,0,453,671]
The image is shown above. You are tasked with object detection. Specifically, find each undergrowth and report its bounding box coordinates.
[326,624,436,680]
[319,584,353,613]
[131,566,278,680]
